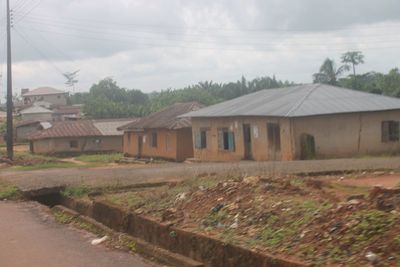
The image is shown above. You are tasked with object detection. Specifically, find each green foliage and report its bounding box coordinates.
[313,58,349,85]
[61,186,91,198]
[73,76,292,119]
[0,182,19,200]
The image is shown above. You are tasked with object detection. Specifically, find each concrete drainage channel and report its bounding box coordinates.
[25,187,307,267]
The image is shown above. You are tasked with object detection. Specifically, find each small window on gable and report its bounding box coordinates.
[69,140,78,148]
[195,129,208,149]
[150,131,157,148]
[382,121,399,142]
[218,128,235,151]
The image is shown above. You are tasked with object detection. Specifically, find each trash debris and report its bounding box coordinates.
[91,236,108,245]
[211,203,224,213]
[175,192,187,202]
[365,251,378,263]
[243,176,260,185]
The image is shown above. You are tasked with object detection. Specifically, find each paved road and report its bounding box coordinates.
[1,157,400,192]
[0,201,160,267]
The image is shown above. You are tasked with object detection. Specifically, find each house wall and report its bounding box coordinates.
[292,110,400,159]
[16,124,40,142]
[191,110,400,162]
[31,136,123,154]
[123,128,194,161]
[21,113,53,122]
[191,117,293,162]
[23,94,67,106]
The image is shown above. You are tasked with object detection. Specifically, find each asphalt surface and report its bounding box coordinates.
[0,201,160,267]
[1,157,400,192]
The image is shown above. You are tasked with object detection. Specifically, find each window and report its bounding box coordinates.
[150,131,157,147]
[267,123,281,152]
[195,129,207,149]
[218,128,235,151]
[69,140,78,148]
[382,121,399,142]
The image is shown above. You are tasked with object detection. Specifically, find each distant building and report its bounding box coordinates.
[182,84,400,161]
[120,102,203,162]
[52,105,82,121]
[22,87,68,106]
[15,120,52,142]
[20,106,54,121]
[28,119,136,154]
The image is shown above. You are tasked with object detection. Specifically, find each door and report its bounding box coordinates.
[137,135,143,158]
[300,134,316,160]
[267,123,281,161]
[243,124,252,159]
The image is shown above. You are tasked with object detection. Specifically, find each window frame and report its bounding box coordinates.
[69,140,78,148]
[218,128,235,152]
[382,120,400,142]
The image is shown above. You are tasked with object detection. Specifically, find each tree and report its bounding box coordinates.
[381,68,400,97]
[341,51,365,88]
[63,70,80,92]
[313,58,349,85]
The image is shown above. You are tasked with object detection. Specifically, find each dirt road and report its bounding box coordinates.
[1,156,400,191]
[0,201,160,267]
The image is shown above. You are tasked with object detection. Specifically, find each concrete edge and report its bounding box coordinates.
[51,205,204,267]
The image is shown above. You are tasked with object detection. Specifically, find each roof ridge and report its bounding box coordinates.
[284,84,320,117]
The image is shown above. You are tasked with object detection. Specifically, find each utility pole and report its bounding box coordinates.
[6,0,13,160]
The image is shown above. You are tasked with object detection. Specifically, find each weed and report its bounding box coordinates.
[13,162,77,171]
[61,186,91,198]
[54,211,74,224]
[202,210,227,227]
[75,153,123,163]
[0,182,19,200]
[394,235,400,246]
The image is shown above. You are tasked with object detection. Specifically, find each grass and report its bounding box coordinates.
[61,186,91,198]
[74,153,123,163]
[0,181,19,200]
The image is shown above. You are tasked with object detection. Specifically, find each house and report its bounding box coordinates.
[22,87,68,106]
[52,105,82,121]
[120,102,203,162]
[15,120,52,142]
[182,84,400,161]
[20,106,54,121]
[0,111,6,122]
[28,119,136,154]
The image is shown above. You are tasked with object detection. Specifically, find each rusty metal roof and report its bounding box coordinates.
[182,84,400,118]
[121,102,203,130]
[22,87,66,96]
[29,118,137,140]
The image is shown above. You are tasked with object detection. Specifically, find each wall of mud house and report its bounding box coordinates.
[123,128,194,161]
[292,110,400,159]
[191,116,294,162]
[31,136,123,154]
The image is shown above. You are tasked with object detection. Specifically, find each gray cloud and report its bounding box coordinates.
[0,0,399,100]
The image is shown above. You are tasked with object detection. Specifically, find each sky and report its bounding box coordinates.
[0,0,400,100]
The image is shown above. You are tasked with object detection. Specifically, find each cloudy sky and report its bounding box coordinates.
[0,0,399,100]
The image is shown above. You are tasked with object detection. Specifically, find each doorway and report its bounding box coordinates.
[300,134,316,160]
[267,123,281,160]
[243,124,252,159]
[137,135,143,158]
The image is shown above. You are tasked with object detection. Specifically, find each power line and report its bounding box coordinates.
[14,27,65,75]
[13,0,41,24]
[19,12,400,34]
[19,25,400,53]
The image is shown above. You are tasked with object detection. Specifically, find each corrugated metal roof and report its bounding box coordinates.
[182,84,400,118]
[20,106,53,114]
[93,119,137,136]
[121,102,203,130]
[23,87,66,96]
[29,119,137,140]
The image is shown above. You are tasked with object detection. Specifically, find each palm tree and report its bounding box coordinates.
[341,51,365,88]
[313,58,349,85]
